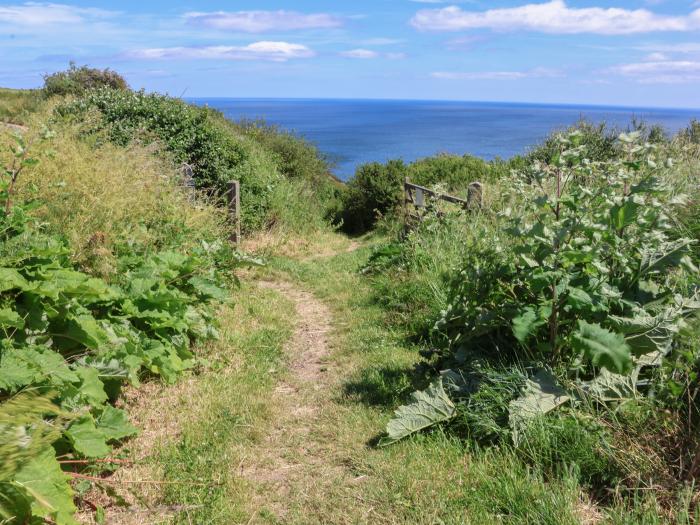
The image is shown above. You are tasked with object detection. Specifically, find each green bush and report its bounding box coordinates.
[382,131,699,453]
[342,160,407,233]
[406,153,514,191]
[236,119,332,182]
[43,63,128,97]
[55,88,342,233]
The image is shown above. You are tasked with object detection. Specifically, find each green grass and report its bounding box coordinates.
[153,284,295,523]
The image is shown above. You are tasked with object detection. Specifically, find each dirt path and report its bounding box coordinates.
[244,280,352,522]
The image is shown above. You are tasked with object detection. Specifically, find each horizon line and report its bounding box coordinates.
[184,95,700,114]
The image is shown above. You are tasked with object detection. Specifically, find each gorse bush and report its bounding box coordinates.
[43,63,128,97]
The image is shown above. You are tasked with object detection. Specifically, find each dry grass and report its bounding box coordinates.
[1,112,229,278]
[242,227,358,260]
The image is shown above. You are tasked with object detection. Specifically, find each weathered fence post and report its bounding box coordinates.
[181,163,196,202]
[467,181,483,210]
[227,180,241,245]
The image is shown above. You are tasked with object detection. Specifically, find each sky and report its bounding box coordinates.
[1,1,700,107]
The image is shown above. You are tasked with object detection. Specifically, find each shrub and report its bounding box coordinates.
[342,159,407,233]
[236,119,332,182]
[527,120,618,164]
[407,153,500,191]
[382,130,700,449]
[43,62,128,97]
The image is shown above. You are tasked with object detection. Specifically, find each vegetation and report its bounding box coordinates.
[2,63,700,523]
[0,88,42,126]
[43,63,129,97]
[0,64,335,524]
[355,120,700,521]
[56,88,339,233]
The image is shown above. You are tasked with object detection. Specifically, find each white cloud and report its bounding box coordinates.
[645,52,668,61]
[359,37,404,46]
[432,67,563,80]
[339,49,407,59]
[0,2,116,26]
[340,48,379,59]
[126,42,315,62]
[608,59,700,83]
[411,1,700,34]
[184,10,342,33]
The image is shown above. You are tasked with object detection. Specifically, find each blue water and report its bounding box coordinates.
[190,98,699,181]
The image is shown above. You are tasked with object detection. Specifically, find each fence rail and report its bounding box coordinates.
[404,178,482,225]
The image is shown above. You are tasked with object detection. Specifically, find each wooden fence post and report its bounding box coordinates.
[467,181,483,210]
[227,180,241,245]
[181,163,196,202]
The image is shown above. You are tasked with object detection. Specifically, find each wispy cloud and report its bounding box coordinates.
[126,42,315,62]
[634,42,700,54]
[0,2,117,26]
[340,49,379,59]
[359,37,404,46]
[412,1,700,34]
[184,10,342,33]
[608,60,700,83]
[432,67,562,80]
[339,49,406,59]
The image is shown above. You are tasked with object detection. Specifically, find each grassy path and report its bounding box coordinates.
[99,234,588,524]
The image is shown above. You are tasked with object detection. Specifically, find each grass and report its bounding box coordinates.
[112,232,588,524]
[1,112,229,278]
[0,88,43,125]
[111,229,697,524]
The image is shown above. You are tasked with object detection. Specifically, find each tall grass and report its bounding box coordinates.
[0,88,43,125]
[2,113,229,279]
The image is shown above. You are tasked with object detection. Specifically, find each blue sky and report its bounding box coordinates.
[1,1,700,107]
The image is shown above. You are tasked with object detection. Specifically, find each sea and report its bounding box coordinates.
[190,98,699,181]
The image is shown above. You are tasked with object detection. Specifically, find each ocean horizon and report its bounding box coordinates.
[191,98,700,180]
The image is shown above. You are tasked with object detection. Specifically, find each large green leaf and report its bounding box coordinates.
[0,268,30,293]
[65,416,110,458]
[96,406,137,441]
[74,367,108,407]
[509,369,570,443]
[379,378,456,446]
[188,276,228,301]
[13,447,77,525]
[0,346,77,392]
[571,320,632,374]
[0,308,24,329]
